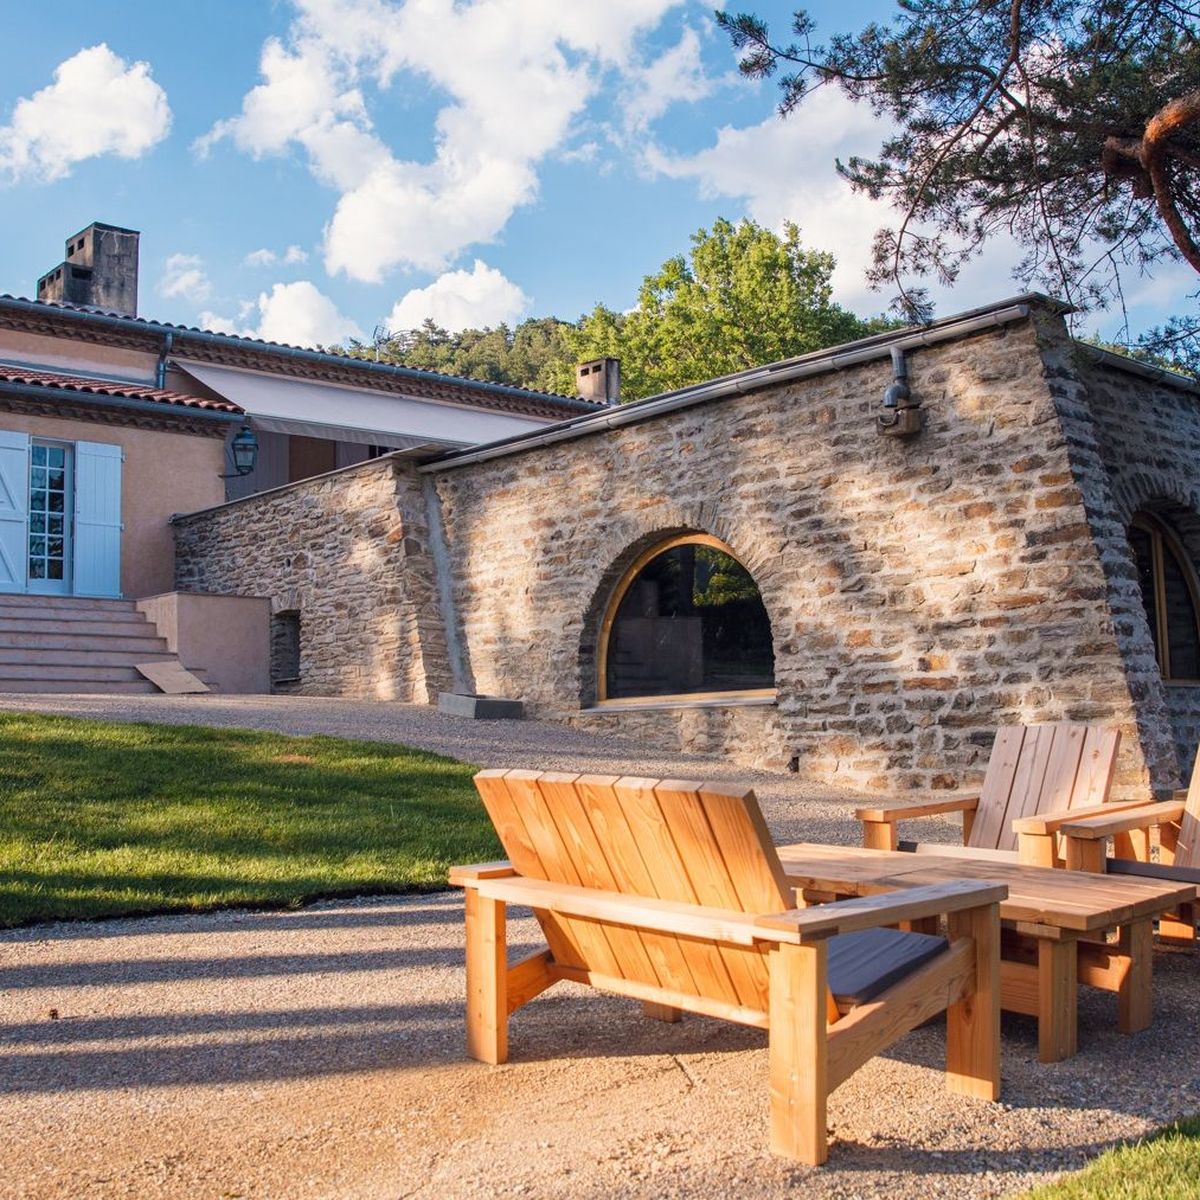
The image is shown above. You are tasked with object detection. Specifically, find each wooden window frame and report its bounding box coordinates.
[1130,512,1200,684]
[595,532,777,706]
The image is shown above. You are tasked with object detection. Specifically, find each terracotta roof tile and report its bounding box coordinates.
[0,365,243,414]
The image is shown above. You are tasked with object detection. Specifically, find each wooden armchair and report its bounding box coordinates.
[855,723,1127,863]
[1015,757,1200,943]
[451,769,1005,1165]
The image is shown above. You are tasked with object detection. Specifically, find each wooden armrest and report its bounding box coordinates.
[855,794,980,824]
[754,880,1007,943]
[467,874,770,945]
[1057,801,1186,840]
[1011,799,1150,836]
[448,861,516,885]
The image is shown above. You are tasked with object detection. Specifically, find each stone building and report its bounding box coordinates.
[173,294,1200,801]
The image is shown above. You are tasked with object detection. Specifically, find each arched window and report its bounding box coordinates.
[1128,513,1200,681]
[599,535,775,703]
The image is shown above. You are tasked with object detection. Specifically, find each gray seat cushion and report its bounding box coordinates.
[1107,857,1200,886]
[826,927,948,1007]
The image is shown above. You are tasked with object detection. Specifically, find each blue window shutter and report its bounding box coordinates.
[73,440,123,597]
[0,430,29,594]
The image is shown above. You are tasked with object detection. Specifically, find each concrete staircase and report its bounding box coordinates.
[0,595,209,695]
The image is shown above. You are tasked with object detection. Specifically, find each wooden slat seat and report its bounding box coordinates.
[856,723,1122,866]
[826,928,948,1007]
[451,769,1005,1165]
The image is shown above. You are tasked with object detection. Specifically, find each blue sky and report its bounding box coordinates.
[0,0,1188,350]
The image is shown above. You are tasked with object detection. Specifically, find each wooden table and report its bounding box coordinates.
[777,843,1197,1063]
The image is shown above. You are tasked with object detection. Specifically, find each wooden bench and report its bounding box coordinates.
[1016,751,1200,943]
[450,769,1005,1164]
[855,723,1130,865]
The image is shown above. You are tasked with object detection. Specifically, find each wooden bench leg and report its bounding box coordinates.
[861,820,897,851]
[642,1001,682,1022]
[946,903,1001,1100]
[1117,919,1153,1034]
[1160,902,1197,944]
[1037,938,1078,1063]
[768,941,828,1165]
[465,887,508,1065]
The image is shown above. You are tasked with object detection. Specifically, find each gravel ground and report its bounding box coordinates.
[1,695,1198,1199]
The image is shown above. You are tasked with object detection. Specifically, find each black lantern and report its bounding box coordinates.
[226,423,259,477]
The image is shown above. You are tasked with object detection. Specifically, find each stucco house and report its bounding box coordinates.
[0,222,597,692]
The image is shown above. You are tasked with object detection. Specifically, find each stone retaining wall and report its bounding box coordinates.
[173,458,450,702]
[431,310,1155,796]
[170,302,1200,799]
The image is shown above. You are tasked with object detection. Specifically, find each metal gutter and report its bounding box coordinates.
[421,300,1038,473]
[0,293,600,415]
[1076,343,1200,395]
[171,443,439,523]
[0,379,243,424]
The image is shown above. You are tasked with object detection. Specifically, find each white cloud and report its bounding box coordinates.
[645,89,889,306]
[199,280,363,348]
[386,260,529,332]
[198,0,684,282]
[0,44,170,184]
[622,26,712,133]
[646,85,1030,314]
[243,244,309,267]
[159,253,212,303]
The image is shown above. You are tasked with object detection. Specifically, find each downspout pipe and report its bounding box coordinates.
[155,330,173,389]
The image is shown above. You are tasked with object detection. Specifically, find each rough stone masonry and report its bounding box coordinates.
[173,297,1200,800]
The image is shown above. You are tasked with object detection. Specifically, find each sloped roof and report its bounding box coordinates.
[0,364,243,414]
[0,294,601,422]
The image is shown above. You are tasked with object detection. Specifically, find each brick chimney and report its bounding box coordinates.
[36,222,140,316]
[576,357,620,405]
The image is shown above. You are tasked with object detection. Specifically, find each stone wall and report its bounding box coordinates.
[169,301,1200,799]
[430,308,1157,796]
[173,458,451,702]
[1072,350,1200,787]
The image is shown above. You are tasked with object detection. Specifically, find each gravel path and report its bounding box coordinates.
[1,695,1197,1199]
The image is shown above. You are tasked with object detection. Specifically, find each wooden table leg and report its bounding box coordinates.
[1117,919,1153,1035]
[1037,937,1078,1063]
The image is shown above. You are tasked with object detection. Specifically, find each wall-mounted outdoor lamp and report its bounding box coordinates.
[877,346,923,437]
[221,423,260,477]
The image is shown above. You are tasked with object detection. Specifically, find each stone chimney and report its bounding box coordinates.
[36,222,140,316]
[576,357,620,405]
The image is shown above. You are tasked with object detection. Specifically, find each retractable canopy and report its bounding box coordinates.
[175,360,554,449]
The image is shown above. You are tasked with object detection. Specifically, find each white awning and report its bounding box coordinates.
[175,360,553,449]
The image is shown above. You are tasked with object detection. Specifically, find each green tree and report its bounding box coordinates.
[717,2,1200,369]
[350,317,574,391]
[548,218,892,398]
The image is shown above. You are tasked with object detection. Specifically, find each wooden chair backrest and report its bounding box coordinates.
[1176,751,1200,869]
[968,723,1121,853]
[473,769,792,1015]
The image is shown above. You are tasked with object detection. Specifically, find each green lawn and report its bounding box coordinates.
[1021,1119,1200,1199]
[0,711,499,927]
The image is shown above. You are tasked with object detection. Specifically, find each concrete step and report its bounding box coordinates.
[0,605,149,626]
[0,647,178,667]
[0,663,152,683]
[0,679,161,695]
[0,617,153,636]
[0,594,139,612]
[0,632,169,652]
